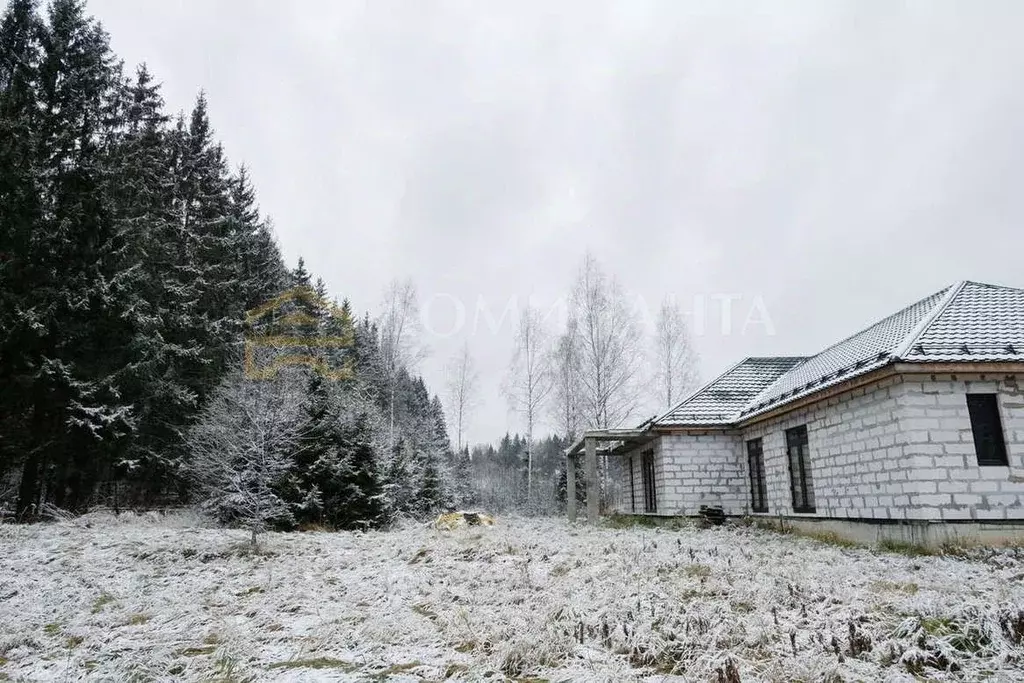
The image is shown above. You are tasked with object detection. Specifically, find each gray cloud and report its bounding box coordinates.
[89,0,1024,444]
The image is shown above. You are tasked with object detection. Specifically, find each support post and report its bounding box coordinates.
[585,436,599,525]
[566,454,576,523]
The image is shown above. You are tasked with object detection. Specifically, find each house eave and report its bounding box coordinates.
[736,360,1024,428]
[736,364,899,428]
[891,360,1024,374]
[652,424,736,435]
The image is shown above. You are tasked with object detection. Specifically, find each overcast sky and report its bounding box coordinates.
[89,0,1024,445]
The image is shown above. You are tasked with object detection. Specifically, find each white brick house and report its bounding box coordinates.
[565,281,1024,545]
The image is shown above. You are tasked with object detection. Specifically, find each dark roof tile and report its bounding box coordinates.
[656,357,805,426]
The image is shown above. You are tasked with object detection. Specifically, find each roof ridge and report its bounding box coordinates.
[735,285,955,418]
[892,281,966,360]
[960,279,1024,291]
[785,286,953,365]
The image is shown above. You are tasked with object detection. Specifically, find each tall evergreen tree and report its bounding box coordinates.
[102,65,198,500]
[384,437,414,518]
[416,447,444,516]
[0,0,44,491]
[451,445,473,508]
[0,0,448,525]
[14,0,134,514]
[282,370,337,525]
[169,94,236,399]
[229,167,288,316]
[337,413,385,529]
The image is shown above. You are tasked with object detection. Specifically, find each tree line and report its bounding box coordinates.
[450,252,702,513]
[0,0,467,531]
[0,0,702,530]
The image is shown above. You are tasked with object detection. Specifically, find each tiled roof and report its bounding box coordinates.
[657,357,806,426]
[903,281,1024,362]
[652,280,1024,428]
[738,286,952,418]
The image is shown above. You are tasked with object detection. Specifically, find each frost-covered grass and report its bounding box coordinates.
[1,513,1023,682]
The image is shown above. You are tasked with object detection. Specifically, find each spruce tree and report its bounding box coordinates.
[338,413,385,529]
[170,93,235,399]
[229,167,288,312]
[284,370,339,527]
[0,0,43,500]
[383,437,413,518]
[291,257,311,289]
[416,447,444,516]
[19,0,132,512]
[452,446,473,508]
[102,65,198,501]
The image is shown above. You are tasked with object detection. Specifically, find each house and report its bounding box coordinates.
[565,280,1024,546]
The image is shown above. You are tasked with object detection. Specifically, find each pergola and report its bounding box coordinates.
[563,426,656,524]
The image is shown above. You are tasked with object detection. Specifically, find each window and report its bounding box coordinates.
[641,449,657,513]
[747,438,768,513]
[966,394,1008,466]
[786,425,815,513]
[629,456,636,512]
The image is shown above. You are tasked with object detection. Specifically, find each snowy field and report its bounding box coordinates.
[1,514,1023,682]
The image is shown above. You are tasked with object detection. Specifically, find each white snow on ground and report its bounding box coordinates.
[1,514,1023,682]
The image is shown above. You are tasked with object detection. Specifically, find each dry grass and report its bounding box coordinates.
[1,515,1023,681]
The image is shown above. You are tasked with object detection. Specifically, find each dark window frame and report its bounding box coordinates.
[966,393,1009,466]
[641,449,657,514]
[747,437,768,513]
[629,455,636,512]
[785,425,816,513]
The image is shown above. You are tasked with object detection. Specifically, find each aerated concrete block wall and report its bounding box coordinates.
[662,432,748,515]
[741,376,912,520]
[898,374,1024,521]
[616,432,747,516]
[743,372,1024,522]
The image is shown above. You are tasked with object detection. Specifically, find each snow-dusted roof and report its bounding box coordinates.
[654,280,1024,428]
[737,285,953,419]
[656,357,806,426]
[904,281,1024,362]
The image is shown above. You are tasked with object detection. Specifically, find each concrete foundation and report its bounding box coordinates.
[613,513,1024,549]
[769,515,1024,549]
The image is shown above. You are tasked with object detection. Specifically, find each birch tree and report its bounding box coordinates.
[548,319,583,440]
[185,370,310,547]
[502,306,552,498]
[377,279,425,454]
[547,322,586,514]
[570,253,645,429]
[444,342,479,454]
[654,296,701,408]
